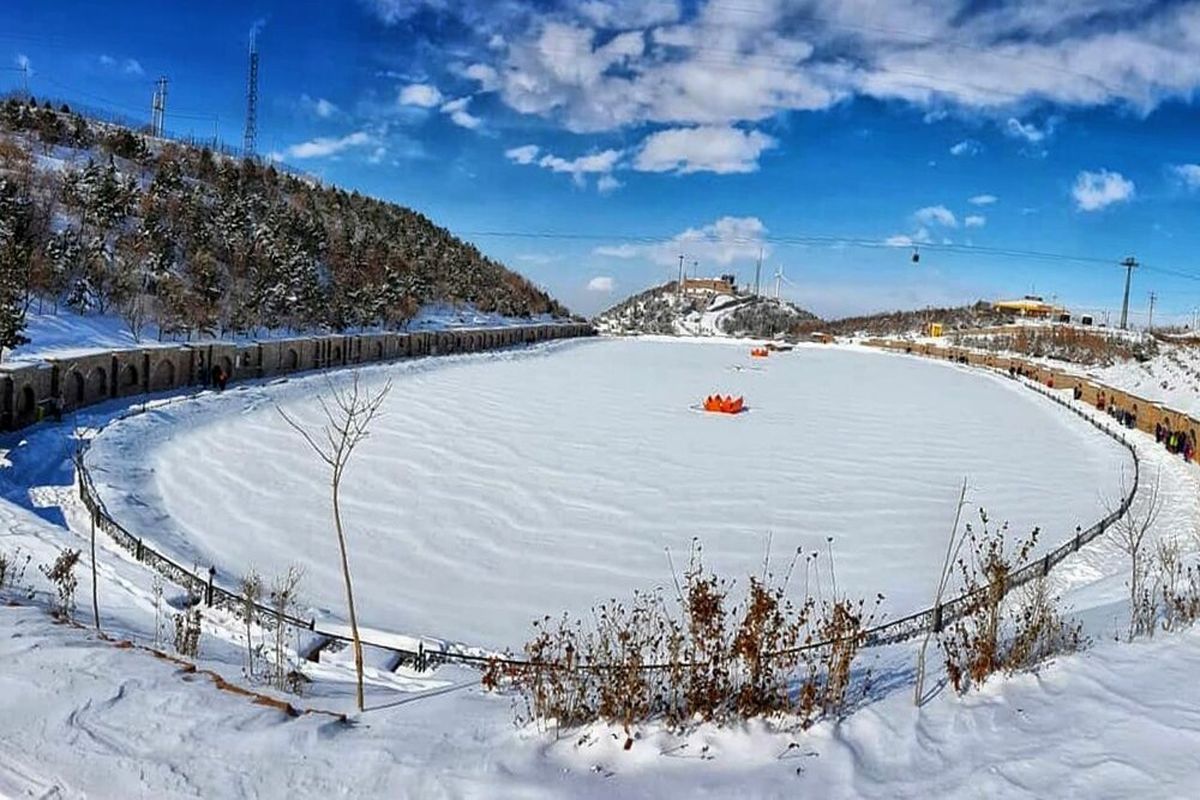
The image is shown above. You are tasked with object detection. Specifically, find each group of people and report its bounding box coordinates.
[1155,422,1195,461]
[1095,392,1138,430]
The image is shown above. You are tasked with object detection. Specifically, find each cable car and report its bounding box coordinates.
[911,247,920,264]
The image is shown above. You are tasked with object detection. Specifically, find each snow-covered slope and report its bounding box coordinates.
[595,284,819,338]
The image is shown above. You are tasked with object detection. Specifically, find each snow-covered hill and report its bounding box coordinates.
[594,283,819,338]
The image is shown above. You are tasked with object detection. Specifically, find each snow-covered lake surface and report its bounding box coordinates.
[88,339,1128,650]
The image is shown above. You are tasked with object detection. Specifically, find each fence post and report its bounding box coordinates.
[932,604,943,633]
[205,566,216,607]
[417,642,425,672]
[1042,553,1051,577]
[136,538,144,561]
[1073,527,1082,552]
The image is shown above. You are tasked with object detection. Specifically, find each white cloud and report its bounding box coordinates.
[968,194,998,205]
[440,96,482,129]
[634,126,776,174]
[298,94,340,119]
[1005,117,1054,143]
[399,83,444,108]
[1072,169,1135,211]
[538,149,623,185]
[283,131,374,159]
[506,143,622,189]
[1170,163,1200,190]
[596,174,622,194]
[505,144,540,165]
[453,0,1200,137]
[578,0,680,28]
[914,205,958,228]
[964,214,986,228]
[98,54,143,76]
[360,0,432,24]
[949,139,981,156]
[587,275,616,293]
[462,63,500,91]
[595,216,768,267]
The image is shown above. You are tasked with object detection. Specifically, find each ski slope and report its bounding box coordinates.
[87,338,1128,650]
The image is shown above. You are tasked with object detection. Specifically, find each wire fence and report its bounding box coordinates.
[73,350,1140,674]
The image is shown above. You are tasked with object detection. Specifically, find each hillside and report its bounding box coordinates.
[797,301,1008,337]
[0,96,569,354]
[594,282,819,338]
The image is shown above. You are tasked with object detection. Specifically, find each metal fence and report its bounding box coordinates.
[74,356,1139,673]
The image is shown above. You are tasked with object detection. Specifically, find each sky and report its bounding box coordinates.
[5,0,1200,321]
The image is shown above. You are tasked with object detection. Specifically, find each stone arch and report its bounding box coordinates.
[152,360,176,391]
[88,367,108,401]
[120,363,139,389]
[68,370,85,407]
[18,385,36,421]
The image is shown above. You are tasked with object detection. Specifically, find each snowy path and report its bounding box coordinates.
[86,339,1127,650]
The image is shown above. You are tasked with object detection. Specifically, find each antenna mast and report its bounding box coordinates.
[1119,256,1138,330]
[243,29,259,156]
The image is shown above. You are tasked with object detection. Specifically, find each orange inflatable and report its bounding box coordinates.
[703,394,745,414]
[750,347,769,358]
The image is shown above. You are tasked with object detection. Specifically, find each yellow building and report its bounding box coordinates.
[992,296,1066,319]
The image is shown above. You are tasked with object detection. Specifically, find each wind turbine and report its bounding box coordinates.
[773,266,784,300]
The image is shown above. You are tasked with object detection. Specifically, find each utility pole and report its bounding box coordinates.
[1119,256,1138,330]
[1147,291,1157,332]
[150,76,167,137]
[692,260,698,279]
[243,28,260,156]
[676,253,685,299]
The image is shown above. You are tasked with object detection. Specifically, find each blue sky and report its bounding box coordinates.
[6,0,1200,320]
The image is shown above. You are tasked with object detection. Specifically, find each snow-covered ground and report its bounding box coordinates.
[86,339,1127,650]
[2,338,1199,798]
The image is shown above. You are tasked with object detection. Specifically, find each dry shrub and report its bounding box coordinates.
[484,541,882,733]
[39,549,81,621]
[0,546,31,594]
[941,511,1084,693]
[1154,539,1200,633]
[953,326,1157,366]
[173,597,202,658]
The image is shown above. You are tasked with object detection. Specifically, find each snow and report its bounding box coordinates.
[87,339,1126,650]
[3,336,1200,797]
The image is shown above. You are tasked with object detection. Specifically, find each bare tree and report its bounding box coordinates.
[915,478,969,705]
[1108,468,1163,642]
[277,372,391,711]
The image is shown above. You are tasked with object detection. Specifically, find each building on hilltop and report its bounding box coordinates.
[992,295,1068,320]
[682,275,737,296]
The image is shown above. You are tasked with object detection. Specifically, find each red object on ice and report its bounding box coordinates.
[750,347,769,358]
[703,395,745,414]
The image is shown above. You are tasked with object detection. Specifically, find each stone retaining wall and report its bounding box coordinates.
[0,323,594,431]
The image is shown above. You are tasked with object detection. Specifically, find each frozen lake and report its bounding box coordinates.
[89,338,1129,649]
